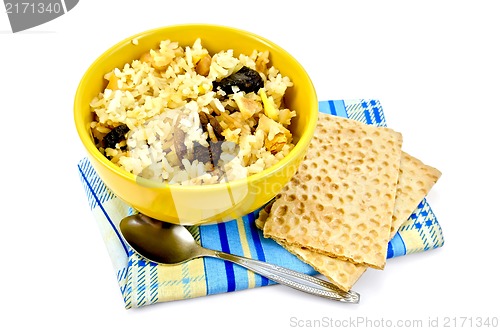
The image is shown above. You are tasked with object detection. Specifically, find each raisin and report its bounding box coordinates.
[193,141,223,166]
[193,142,212,164]
[213,66,264,95]
[209,141,223,165]
[103,124,129,149]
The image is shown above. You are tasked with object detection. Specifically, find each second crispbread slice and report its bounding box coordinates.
[262,114,403,269]
[390,151,442,237]
[257,151,441,291]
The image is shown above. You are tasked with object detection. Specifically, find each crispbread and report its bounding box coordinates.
[390,151,441,236]
[263,114,403,269]
[257,151,441,291]
[257,208,366,292]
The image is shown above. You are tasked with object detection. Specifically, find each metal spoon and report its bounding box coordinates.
[119,213,360,303]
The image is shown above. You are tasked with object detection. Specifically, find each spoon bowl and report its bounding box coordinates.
[119,214,204,264]
[119,213,360,303]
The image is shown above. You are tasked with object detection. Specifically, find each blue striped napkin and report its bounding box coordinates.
[77,99,444,308]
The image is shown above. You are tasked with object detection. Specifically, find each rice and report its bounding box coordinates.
[90,38,296,185]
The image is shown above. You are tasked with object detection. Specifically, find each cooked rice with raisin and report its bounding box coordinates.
[90,38,296,185]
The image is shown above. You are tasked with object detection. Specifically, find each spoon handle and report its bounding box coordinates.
[212,250,360,303]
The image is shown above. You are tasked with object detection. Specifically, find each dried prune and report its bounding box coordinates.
[103,124,129,149]
[193,142,211,164]
[193,141,223,166]
[213,66,264,95]
[209,141,223,165]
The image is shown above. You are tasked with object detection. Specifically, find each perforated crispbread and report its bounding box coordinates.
[257,151,441,291]
[390,151,441,236]
[263,114,403,269]
[256,207,366,291]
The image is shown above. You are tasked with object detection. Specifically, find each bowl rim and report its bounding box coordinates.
[74,23,318,192]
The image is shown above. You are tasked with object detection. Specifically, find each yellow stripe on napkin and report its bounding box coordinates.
[236,218,256,288]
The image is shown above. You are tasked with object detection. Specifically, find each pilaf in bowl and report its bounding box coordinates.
[74,24,318,225]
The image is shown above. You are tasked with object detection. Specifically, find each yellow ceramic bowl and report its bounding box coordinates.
[74,24,317,225]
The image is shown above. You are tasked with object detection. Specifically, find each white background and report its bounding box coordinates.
[1,0,499,330]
